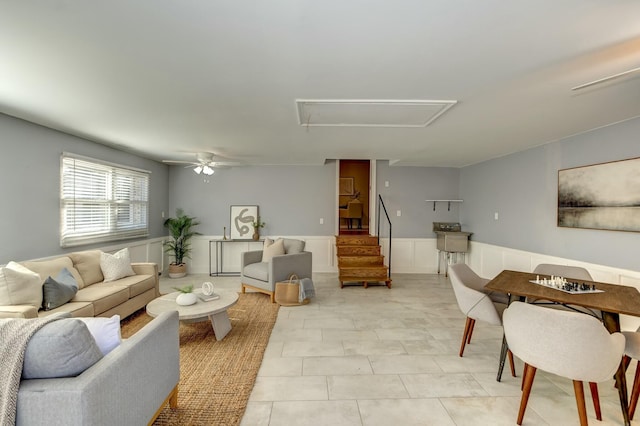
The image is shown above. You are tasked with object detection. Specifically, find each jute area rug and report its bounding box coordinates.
[121,293,279,425]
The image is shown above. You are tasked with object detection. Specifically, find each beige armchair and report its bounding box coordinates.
[339,200,363,229]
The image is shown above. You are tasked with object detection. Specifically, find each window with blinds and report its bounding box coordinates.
[60,153,150,247]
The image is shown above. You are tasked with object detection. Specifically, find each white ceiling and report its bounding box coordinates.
[1,1,639,167]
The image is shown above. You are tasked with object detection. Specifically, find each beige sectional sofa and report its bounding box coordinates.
[0,249,159,319]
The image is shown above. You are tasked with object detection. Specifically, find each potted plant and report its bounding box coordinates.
[251,217,266,241]
[172,284,197,305]
[164,209,200,278]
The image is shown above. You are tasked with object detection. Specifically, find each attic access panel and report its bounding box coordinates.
[296,99,457,127]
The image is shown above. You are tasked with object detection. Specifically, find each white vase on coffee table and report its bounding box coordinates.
[176,292,197,306]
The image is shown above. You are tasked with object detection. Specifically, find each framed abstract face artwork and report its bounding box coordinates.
[230,205,258,240]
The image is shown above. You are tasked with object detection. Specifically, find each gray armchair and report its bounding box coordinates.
[241,238,312,303]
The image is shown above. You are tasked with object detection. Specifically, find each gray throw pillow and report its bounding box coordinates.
[42,267,79,310]
[282,238,305,254]
[22,319,103,379]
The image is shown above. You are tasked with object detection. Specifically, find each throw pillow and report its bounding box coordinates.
[282,238,305,254]
[261,238,285,263]
[0,262,43,308]
[100,248,135,282]
[77,315,122,355]
[22,319,104,379]
[42,268,79,311]
[69,250,104,287]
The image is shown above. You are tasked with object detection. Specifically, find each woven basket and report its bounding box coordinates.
[275,274,310,306]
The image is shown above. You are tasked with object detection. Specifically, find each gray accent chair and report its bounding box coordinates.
[448,263,516,377]
[503,301,624,426]
[16,311,180,426]
[241,238,312,303]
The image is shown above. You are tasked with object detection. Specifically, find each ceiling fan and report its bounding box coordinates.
[162,152,239,175]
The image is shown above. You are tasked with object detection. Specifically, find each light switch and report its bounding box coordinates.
[385,181,389,187]
[161,211,165,218]
[494,212,499,220]
[396,210,401,217]
[319,218,324,224]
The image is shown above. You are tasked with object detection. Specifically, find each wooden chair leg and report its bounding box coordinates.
[629,360,640,420]
[574,380,588,426]
[459,317,473,357]
[521,360,532,391]
[518,363,537,425]
[466,318,476,344]
[616,355,632,389]
[169,385,178,409]
[589,382,601,421]
[507,349,516,377]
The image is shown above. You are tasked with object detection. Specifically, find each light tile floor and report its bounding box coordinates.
[161,273,636,426]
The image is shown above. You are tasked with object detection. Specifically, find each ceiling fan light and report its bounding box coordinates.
[194,166,203,174]
[203,165,214,175]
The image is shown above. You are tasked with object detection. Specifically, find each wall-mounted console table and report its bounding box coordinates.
[209,239,264,277]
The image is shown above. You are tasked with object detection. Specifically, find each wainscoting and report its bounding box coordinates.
[378,238,640,330]
[23,236,639,290]
[18,235,640,329]
[15,238,167,269]
[187,235,338,276]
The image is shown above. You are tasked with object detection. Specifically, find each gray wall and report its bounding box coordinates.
[167,162,336,236]
[167,159,463,239]
[0,113,170,264]
[460,116,640,271]
[376,161,461,238]
[4,108,638,271]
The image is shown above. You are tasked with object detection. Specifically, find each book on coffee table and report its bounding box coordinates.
[198,293,220,302]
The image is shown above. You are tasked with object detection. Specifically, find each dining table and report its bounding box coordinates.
[486,269,640,426]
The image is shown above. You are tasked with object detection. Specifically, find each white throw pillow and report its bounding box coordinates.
[0,261,43,308]
[261,238,285,263]
[78,315,122,355]
[100,248,135,282]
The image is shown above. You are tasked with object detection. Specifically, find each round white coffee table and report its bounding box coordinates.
[146,289,239,341]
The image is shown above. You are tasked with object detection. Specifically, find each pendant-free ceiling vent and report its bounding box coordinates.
[296,99,457,127]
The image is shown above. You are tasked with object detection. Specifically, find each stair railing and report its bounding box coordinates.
[377,194,392,278]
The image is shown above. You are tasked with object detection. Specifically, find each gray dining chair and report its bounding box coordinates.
[448,263,515,377]
[531,264,601,318]
[532,263,605,418]
[503,301,625,426]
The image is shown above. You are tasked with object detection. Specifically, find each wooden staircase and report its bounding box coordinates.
[336,235,392,289]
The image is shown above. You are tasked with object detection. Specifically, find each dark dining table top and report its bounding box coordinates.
[485,269,640,317]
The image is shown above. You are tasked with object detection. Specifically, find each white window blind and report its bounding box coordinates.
[60,154,150,247]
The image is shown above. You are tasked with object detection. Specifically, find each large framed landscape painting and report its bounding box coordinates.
[558,157,640,232]
[230,205,258,240]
